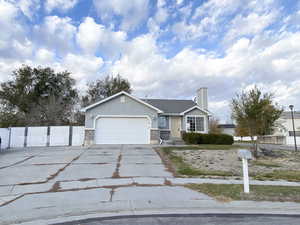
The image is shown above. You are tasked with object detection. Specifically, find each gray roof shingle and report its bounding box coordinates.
[141,98,197,114]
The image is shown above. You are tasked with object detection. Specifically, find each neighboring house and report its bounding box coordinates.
[81,88,211,145]
[273,111,300,138]
[218,124,236,136]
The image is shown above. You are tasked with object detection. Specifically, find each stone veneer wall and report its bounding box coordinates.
[150,129,159,144]
[84,129,95,146]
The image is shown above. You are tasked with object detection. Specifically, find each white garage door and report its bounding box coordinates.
[95,117,150,144]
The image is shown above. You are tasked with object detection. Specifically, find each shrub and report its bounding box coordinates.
[181,132,200,144]
[182,132,234,145]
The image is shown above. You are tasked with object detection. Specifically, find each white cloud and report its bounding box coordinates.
[76,17,127,57]
[62,53,104,80]
[155,0,168,24]
[45,0,78,13]
[174,0,278,42]
[93,0,149,31]
[35,48,55,63]
[209,100,231,122]
[155,7,168,24]
[225,11,278,42]
[34,16,77,54]
[176,0,184,5]
[242,80,300,111]
[0,0,299,121]
[0,0,32,59]
[0,0,18,22]
[0,0,20,41]
[12,39,33,58]
[108,30,300,113]
[18,0,40,19]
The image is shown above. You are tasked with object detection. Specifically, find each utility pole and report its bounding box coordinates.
[289,105,298,152]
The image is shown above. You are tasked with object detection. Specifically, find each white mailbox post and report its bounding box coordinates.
[238,149,253,193]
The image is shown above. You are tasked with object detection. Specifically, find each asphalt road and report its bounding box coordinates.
[54,214,300,225]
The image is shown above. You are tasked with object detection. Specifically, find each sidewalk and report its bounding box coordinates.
[1,177,299,206]
[1,177,300,225]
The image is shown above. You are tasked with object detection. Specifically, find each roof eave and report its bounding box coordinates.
[81,91,163,113]
[180,105,212,116]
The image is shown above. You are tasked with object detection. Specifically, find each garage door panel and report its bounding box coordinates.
[95,117,150,144]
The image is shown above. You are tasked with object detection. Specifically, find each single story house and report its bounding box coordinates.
[273,111,300,145]
[81,88,211,145]
[273,111,300,136]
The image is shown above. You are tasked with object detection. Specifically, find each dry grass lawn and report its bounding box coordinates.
[187,183,300,203]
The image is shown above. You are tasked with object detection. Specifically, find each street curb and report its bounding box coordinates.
[15,208,300,225]
[52,213,300,225]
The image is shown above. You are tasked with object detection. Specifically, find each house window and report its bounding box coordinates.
[158,116,168,129]
[187,116,204,132]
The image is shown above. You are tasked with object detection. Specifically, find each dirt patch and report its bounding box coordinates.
[174,150,241,176]
[164,179,172,186]
[175,149,300,177]
[112,154,122,178]
[155,148,177,176]
[49,181,61,192]
[159,146,300,181]
[78,178,97,182]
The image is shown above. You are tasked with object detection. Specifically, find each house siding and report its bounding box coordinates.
[85,94,158,129]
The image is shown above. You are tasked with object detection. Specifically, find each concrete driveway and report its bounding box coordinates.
[0,145,171,186]
[0,145,299,225]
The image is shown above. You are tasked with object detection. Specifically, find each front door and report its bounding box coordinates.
[170,116,181,138]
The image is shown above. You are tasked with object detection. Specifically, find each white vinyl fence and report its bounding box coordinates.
[50,126,70,146]
[0,128,10,149]
[72,126,85,146]
[234,136,257,141]
[10,127,26,148]
[286,136,300,146]
[27,126,48,147]
[0,126,85,149]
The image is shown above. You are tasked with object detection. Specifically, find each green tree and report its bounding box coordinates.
[231,86,283,157]
[82,74,132,107]
[235,124,250,140]
[0,65,78,127]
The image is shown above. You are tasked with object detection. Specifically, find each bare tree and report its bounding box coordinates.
[209,117,222,134]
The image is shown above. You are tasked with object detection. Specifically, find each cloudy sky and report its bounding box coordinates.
[0,0,299,122]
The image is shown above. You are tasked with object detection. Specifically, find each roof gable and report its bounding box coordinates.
[81,91,163,113]
[180,105,212,116]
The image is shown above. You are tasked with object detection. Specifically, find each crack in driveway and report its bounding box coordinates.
[16,150,86,186]
[0,156,35,170]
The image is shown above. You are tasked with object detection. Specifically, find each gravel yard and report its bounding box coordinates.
[162,146,300,181]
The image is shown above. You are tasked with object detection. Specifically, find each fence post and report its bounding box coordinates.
[8,127,11,149]
[47,126,50,147]
[69,126,73,146]
[24,127,28,148]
